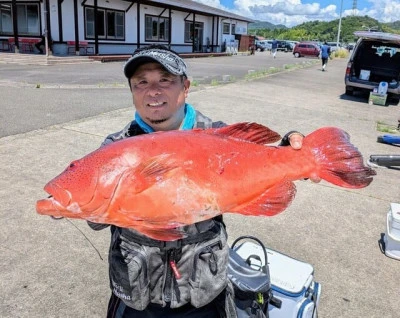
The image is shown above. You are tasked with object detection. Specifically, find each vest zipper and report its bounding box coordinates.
[164,249,174,303]
[191,240,222,280]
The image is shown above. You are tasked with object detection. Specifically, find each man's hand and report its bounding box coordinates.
[288,132,321,183]
[288,132,304,150]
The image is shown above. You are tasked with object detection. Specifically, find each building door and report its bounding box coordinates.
[194,23,203,52]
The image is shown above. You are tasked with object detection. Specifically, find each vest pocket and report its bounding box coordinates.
[189,231,229,307]
[109,238,151,310]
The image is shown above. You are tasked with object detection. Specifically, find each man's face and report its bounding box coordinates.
[130,62,190,131]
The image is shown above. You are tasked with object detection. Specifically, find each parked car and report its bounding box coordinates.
[286,40,299,48]
[292,42,320,58]
[276,40,293,52]
[326,41,342,52]
[344,31,400,100]
[255,40,272,52]
[345,43,355,51]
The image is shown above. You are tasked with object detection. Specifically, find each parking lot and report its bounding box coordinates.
[0,54,399,317]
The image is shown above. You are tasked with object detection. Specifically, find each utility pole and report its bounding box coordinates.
[336,0,343,49]
[44,0,49,57]
[352,0,357,16]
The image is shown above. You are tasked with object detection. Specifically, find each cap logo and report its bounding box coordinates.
[136,50,177,63]
[124,48,187,78]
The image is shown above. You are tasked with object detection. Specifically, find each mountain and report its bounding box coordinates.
[248,21,286,30]
[384,20,400,30]
[248,16,400,43]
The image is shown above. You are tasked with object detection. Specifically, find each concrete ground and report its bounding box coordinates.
[0,52,399,317]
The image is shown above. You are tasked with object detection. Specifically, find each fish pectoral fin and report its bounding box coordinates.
[233,180,296,217]
[127,154,181,193]
[210,122,281,145]
[140,154,180,178]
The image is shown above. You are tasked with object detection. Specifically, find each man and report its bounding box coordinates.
[320,41,331,72]
[271,39,278,58]
[34,33,52,54]
[89,45,305,317]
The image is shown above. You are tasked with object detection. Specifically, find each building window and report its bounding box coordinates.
[223,23,230,34]
[145,15,169,42]
[0,4,13,34]
[184,21,193,42]
[184,21,203,42]
[0,3,40,36]
[85,7,124,40]
[231,24,235,35]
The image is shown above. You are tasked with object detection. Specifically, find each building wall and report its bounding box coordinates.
[0,0,250,55]
[48,0,59,41]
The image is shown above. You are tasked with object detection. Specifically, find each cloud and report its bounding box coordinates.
[193,0,226,10]
[193,0,400,27]
[244,0,337,26]
[250,3,320,16]
[358,0,400,23]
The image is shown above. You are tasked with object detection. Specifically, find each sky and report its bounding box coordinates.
[194,0,400,27]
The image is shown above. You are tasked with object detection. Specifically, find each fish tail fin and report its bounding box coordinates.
[305,127,376,188]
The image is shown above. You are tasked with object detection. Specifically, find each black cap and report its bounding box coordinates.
[124,47,187,79]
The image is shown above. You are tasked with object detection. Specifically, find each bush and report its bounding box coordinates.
[332,48,349,58]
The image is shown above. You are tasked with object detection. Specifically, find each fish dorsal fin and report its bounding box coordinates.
[125,154,180,194]
[210,122,281,145]
[232,180,296,216]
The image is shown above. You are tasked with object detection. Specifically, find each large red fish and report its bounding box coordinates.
[36,123,375,240]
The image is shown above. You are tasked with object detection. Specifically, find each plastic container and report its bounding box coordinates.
[234,241,321,318]
[389,203,400,235]
[384,203,400,260]
[378,81,388,95]
[369,92,387,106]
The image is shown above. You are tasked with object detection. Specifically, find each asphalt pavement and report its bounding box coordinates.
[1,52,399,317]
[0,51,317,137]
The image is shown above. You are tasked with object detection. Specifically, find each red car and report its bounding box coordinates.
[293,42,320,58]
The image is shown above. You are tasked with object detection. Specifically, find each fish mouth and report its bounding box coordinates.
[44,183,72,207]
[36,183,72,215]
[36,196,64,216]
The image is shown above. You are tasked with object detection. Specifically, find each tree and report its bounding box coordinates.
[249,16,400,43]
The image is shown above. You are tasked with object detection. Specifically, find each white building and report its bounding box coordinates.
[0,0,253,55]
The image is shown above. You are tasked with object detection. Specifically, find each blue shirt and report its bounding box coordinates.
[321,44,331,59]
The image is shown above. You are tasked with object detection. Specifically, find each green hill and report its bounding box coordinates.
[248,21,286,30]
[385,20,400,30]
[249,16,400,43]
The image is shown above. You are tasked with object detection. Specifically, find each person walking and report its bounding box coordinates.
[34,33,52,54]
[271,39,278,58]
[88,44,306,318]
[320,41,331,72]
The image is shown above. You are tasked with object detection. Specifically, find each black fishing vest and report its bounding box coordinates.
[106,111,229,310]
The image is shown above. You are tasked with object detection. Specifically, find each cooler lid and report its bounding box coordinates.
[390,203,400,223]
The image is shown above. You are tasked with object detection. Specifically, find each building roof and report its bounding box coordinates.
[139,0,254,22]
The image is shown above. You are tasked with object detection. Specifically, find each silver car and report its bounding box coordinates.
[255,40,272,51]
[344,31,400,101]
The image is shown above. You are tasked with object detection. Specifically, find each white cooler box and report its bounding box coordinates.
[384,203,400,260]
[234,241,321,318]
